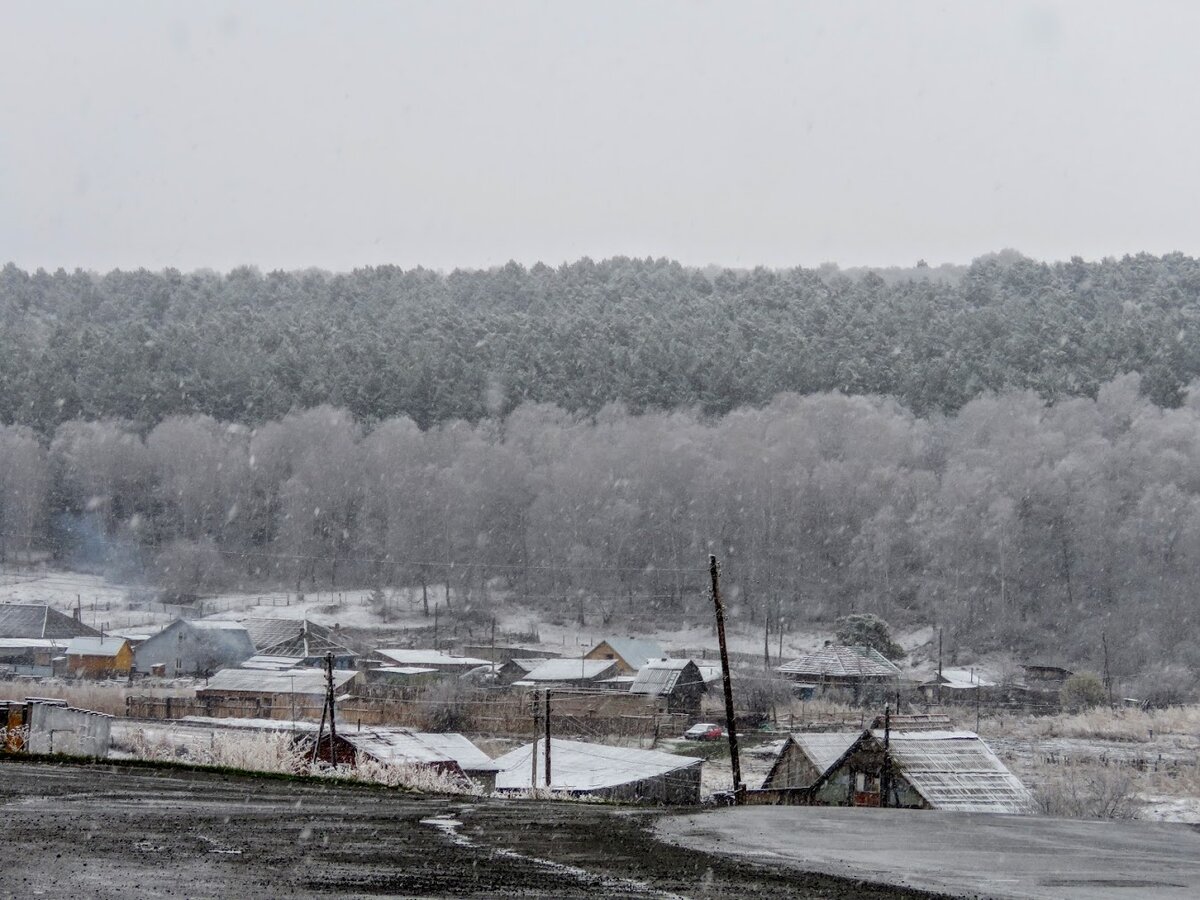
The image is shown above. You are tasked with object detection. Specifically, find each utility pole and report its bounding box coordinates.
[531,693,540,787]
[325,651,337,764]
[433,603,439,651]
[937,628,943,705]
[1101,631,1114,709]
[710,554,742,799]
[880,704,892,808]
[544,690,552,788]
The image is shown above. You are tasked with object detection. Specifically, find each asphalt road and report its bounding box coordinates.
[657,806,1200,900]
[0,759,938,899]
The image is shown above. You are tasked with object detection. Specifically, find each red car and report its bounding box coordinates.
[683,722,726,741]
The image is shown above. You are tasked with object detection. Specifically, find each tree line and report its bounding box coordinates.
[2,375,1197,687]
[3,250,1200,433]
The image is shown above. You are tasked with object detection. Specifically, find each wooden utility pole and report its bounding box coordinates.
[1101,631,1114,709]
[433,604,439,650]
[937,628,943,705]
[544,690,552,788]
[531,694,540,787]
[325,651,337,763]
[710,554,742,799]
[880,704,892,808]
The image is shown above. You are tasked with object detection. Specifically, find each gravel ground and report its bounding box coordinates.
[0,758,940,899]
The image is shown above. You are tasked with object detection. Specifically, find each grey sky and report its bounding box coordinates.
[2,0,1198,272]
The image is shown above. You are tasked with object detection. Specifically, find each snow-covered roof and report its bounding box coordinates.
[240,655,304,671]
[191,619,253,631]
[0,638,68,650]
[375,649,491,668]
[65,636,128,657]
[629,658,705,696]
[873,730,1034,814]
[929,668,998,689]
[521,658,618,682]
[200,667,358,695]
[590,637,664,670]
[493,739,703,791]
[502,658,548,673]
[343,729,497,771]
[789,731,861,776]
[373,666,439,676]
[776,645,901,680]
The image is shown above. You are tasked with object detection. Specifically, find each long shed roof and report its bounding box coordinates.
[880,730,1035,814]
[343,729,497,771]
[0,603,99,640]
[493,739,703,791]
[199,667,358,695]
[521,658,617,682]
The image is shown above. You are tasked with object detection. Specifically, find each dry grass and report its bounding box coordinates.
[978,705,1200,744]
[1032,761,1143,819]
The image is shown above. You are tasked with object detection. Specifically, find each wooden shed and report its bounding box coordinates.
[760,731,861,790]
[66,636,133,677]
[628,659,707,716]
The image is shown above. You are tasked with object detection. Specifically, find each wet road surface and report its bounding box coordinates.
[658,805,1200,900]
[0,759,938,899]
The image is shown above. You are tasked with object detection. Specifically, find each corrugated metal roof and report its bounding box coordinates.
[790,731,861,775]
[241,617,356,658]
[878,730,1034,814]
[493,739,703,791]
[629,659,703,696]
[522,658,617,682]
[591,637,664,670]
[776,645,901,679]
[376,649,491,667]
[0,603,99,640]
[199,667,358,695]
[343,729,497,770]
[65,636,128,657]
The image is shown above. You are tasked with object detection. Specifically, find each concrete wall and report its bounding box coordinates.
[25,703,111,757]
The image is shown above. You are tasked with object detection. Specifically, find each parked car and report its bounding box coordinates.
[683,722,726,741]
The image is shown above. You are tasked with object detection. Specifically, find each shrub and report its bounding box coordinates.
[1061,672,1106,712]
[1034,764,1141,819]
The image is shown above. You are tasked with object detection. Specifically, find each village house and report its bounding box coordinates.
[583,637,665,676]
[760,731,862,791]
[66,636,133,677]
[919,668,998,702]
[776,644,902,697]
[243,617,359,669]
[803,729,1034,814]
[493,738,703,804]
[628,659,708,717]
[134,619,256,677]
[0,602,99,640]
[496,657,550,685]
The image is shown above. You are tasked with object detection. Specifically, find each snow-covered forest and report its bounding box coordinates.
[2,368,1199,680]
[3,251,1200,432]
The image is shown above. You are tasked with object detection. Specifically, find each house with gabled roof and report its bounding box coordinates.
[761,731,861,791]
[0,603,99,640]
[584,637,664,675]
[806,729,1034,814]
[134,619,256,677]
[242,617,358,668]
[776,644,901,695]
[66,636,133,677]
[628,658,707,716]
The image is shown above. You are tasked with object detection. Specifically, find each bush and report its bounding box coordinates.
[1061,672,1107,712]
[1034,764,1141,819]
[835,614,904,660]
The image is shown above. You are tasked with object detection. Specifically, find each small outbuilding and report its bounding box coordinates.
[334,729,500,791]
[628,659,708,716]
[493,738,703,804]
[66,636,133,677]
[373,649,491,673]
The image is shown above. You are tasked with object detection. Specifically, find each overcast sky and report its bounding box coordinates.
[2,0,1198,273]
